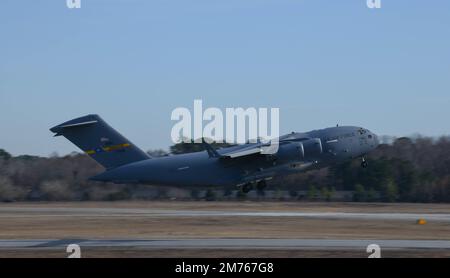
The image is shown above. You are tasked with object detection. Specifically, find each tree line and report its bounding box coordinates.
[0,136,449,202]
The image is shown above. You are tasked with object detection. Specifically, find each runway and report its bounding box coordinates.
[1,202,450,257]
[2,238,450,250]
[1,207,450,221]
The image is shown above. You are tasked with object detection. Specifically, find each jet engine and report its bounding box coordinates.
[302,138,323,158]
[275,138,323,162]
[275,141,304,162]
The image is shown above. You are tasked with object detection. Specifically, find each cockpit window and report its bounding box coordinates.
[358,128,368,135]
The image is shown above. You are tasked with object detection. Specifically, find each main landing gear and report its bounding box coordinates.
[242,183,253,193]
[256,180,267,191]
[241,180,267,193]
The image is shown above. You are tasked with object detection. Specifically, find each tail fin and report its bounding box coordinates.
[50,114,149,169]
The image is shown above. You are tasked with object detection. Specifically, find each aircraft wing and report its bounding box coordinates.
[219,142,281,158]
[221,145,264,158]
[208,133,311,159]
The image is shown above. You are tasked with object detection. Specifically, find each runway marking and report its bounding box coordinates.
[33,239,86,248]
[1,239,450,250]
[0,207,450,221]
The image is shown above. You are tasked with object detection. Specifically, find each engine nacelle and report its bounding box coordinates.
[302,138,323,158]
[275,138,323,162]
[275,142,304,162]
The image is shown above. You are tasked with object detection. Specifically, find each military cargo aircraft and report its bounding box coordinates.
[50,114,379,192]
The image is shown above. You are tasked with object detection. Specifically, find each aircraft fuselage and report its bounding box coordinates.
[90,126,379,187]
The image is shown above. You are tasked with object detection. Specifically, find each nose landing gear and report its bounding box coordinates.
[361,157,368,168]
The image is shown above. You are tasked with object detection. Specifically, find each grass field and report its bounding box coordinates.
[0,201,449,239]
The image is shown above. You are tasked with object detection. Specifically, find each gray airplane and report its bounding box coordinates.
[50,114,379,192]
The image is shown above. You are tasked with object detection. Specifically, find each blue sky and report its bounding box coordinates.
[1,0,449,156]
